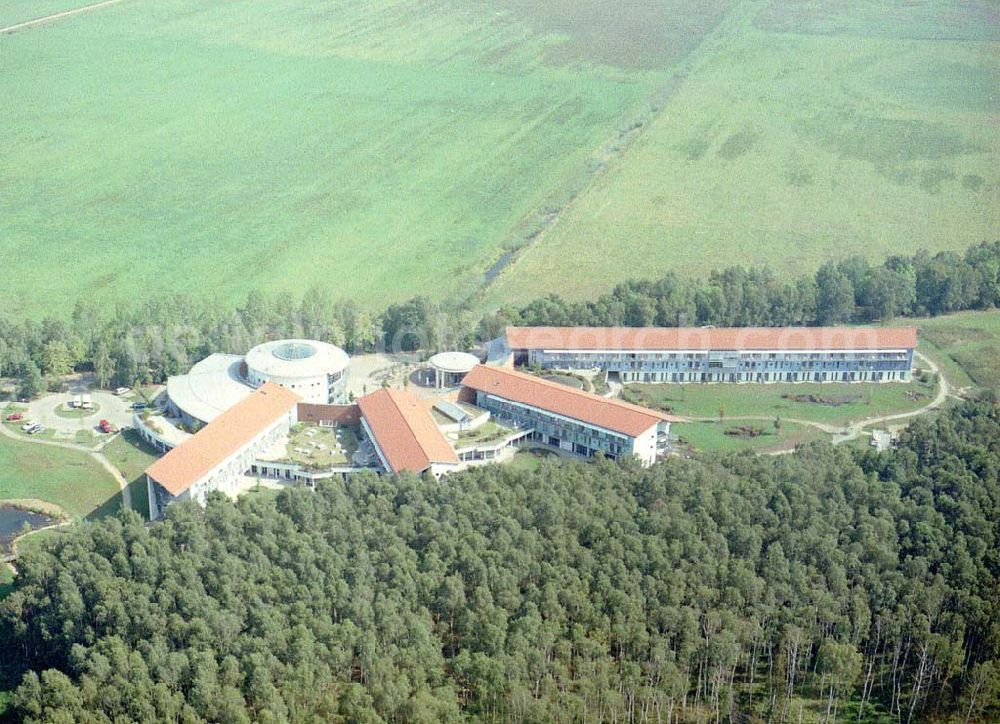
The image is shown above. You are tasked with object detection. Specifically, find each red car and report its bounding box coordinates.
[6,413,23,422]
[98,419,114,434]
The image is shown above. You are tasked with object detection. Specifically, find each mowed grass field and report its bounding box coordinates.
[488,0,1000,305]
[626,376,939,429]
[676,420,826,454]
[0,0,736,318]
[0,433,120,519]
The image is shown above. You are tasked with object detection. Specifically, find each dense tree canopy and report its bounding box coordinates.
[3,400,997,722]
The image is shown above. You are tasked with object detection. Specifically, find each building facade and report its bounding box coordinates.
[461,365,680,466]
[145,383,300,519]
[244,339,349,404]
[504,326,917,384]
[357,388,460,477]
[166,339,351,426]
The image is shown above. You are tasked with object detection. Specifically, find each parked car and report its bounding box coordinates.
[6,413,23,421]
[131,402,147,410]
[26,424,44,435]
[20,421,34,431]
[114,387,130,396]
[98,419,115,434]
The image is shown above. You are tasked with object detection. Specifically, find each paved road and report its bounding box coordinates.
[0,0,126,35]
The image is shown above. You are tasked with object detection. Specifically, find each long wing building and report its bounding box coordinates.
[461,365,682,466]
[502,326,917,384]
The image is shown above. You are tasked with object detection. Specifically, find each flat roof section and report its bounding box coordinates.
[146,382,301,497]
[358,389,458,474]
[462,365,683,438]
[166,353,253,424]
[505,326,917,352]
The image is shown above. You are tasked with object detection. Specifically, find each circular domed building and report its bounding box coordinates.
[428,351,479,389]
[245,339,350,404]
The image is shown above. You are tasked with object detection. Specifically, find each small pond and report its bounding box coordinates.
[0,505,57,555]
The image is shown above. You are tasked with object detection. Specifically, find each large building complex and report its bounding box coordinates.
[167,338,349,425]
[502,326,917,384]
[144,324,919,516]
[146,383,300,519]
[461,365,681,466]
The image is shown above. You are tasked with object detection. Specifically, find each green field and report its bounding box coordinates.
[914,309,1000,390]
[0,0,732,318]
[0,433,121,519]
[487,0,999,305]
[3,0,993,318]
[626,376,938,429]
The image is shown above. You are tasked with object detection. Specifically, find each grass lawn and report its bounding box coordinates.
[676,419,826,454]
[101,429,160,519]
[625,377,938,429]
[485,0,998,307]
[0,434,121,520]
[911,310,1000,391]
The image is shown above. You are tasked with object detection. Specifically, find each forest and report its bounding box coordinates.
[2,399,997,722]
[0,242,998,396]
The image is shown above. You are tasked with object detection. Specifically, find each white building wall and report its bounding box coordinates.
[629,425,660,466]
[147,409,296,518]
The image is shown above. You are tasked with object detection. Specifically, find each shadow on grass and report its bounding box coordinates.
[84,491,124,522]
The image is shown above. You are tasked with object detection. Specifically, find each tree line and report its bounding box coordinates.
[2,399,998,722]
[478,241,1000,338]
[0,242,997,397]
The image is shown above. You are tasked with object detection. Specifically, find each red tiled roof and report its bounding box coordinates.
[505,326,917,351]
[146,382,300,496]
[462,365,682,437]
[358,389,458,474]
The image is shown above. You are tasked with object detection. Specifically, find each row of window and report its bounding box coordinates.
[625,370,908,383]
[480,395,630,453]
[537,351,910,363]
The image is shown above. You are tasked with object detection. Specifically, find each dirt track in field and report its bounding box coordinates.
[0,0,125,35]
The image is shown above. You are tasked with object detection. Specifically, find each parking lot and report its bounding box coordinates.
[18,389,136,441]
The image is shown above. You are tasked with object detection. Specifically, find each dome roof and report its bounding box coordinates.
[245,339,349,378]
[428,351,479,374]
